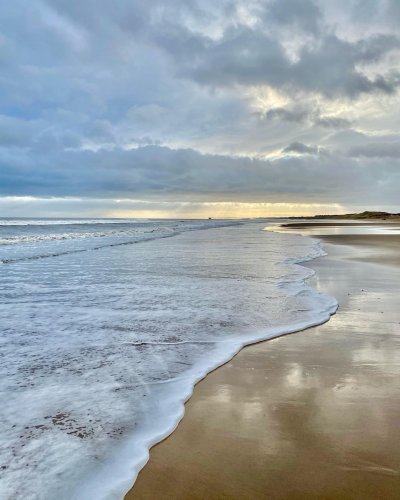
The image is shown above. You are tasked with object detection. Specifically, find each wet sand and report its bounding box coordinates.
[313,235,400,267]
[126,226,400,499]
[282,222,400,229]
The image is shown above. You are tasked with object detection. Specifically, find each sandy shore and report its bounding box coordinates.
[126,225,400,499]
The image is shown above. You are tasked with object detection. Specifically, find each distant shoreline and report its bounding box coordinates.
[288,210,400,221]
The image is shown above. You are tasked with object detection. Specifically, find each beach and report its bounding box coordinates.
[0,219,337,499]
[3,1,400,498]
[127,223,400,499]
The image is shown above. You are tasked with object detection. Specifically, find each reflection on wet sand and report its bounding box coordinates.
[127,225,400,500]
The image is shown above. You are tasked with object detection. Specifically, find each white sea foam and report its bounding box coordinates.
[0,218,240,263]
[0,218,146,226]
[0,220,337,499]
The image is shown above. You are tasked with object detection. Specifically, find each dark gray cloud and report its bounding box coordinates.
[315,116,352,129]
[263,109,352,129]
[174,29,400,98]
[349,142,400,158]
[1,144,399,207]
[266,0,322,34]
[264,107,309,123]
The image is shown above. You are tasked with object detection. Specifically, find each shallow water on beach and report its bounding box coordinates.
[0,219,336,499]
[129,225,400,500]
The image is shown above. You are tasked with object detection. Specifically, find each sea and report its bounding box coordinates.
[0,218,337,499]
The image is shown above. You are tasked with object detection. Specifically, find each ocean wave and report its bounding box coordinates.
[0,218,145,226]
[0,219,242,263]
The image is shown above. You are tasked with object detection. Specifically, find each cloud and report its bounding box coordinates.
[315,116,352,128]
[282,142,320,155]
[264,107,309,123]
[175,28,400,98]
[1,144,399,209]
[0,0,399,215]
[266,0,322,35]
[348,142,400,158]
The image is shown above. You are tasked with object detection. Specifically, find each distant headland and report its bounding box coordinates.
[291,211,400,220]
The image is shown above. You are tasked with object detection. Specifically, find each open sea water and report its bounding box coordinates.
[0,218,337,499]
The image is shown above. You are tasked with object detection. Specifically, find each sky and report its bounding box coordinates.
[0,0,399,218]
